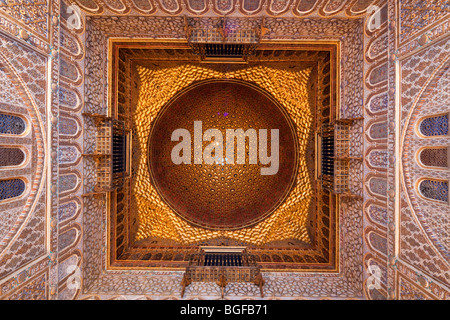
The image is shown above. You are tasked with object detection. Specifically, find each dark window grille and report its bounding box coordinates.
[420,148,448,168]
[111,120,127,190]
[0,147,25,167]
[322,134,334,176]
[112,133,126,174]
[204,44,244,57]
[203,253,243,267]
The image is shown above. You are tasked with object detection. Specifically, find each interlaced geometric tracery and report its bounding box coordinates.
[0,178,25,201]
[0,113,26,135]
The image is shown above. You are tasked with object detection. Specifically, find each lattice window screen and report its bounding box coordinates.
[0,114,26,135]
[0,147,25,167]
[334,160,349,194]
[420,148,448,168]
[96,123,112,154]
[419,179,449,203]
[0,178,25,200]
[96,156,111,190]
[419,114,449,137]
[334,123,350,158]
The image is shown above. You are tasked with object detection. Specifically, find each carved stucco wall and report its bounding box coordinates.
[362,0,450,301]
[0,0,84,300]
[79,14,364,299]
[389,1,450,300]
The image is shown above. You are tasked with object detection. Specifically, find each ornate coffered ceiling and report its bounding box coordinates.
[0,0,448,301]
[108,41,338,272]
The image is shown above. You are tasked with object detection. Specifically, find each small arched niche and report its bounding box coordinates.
[418,147,449,169]
[0,113,26,135]
[418,179,449,203]
[418,114,449,138]
[0,178,26,201]
[0,147,26,168]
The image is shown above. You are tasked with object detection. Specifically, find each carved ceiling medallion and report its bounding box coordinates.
[147,79,299,230]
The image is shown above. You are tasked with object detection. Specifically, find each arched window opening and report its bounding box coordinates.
[419,114,449,137]
[0,178,26,201]
[419,179,449,203]
[0,113,26,135]
[0,147,25,167]
[419,148,449,169]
